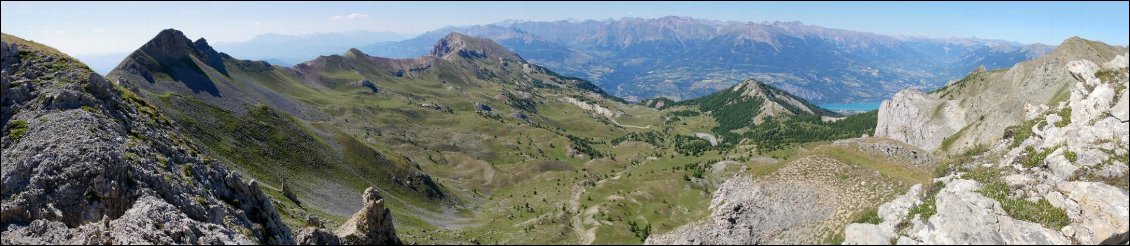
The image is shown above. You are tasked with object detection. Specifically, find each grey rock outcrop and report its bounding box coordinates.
[1055,182,1130,245]
[2,34,292,244]
[645,176,834,245]
[296,227,342,245]
[334,187,401,245]
[909,180,1071,244]
[874,89,960,152]
[1,41,15,64]
[842,184,921,245]
[296,216,342,245]
[292,187,405,245]
[647,153,908,245]
[420,102,449,112]
[838,138,937,167]
[560,96,622,119]
[352,79,379,94]
[2,195,256,245]
[843,223,895,245]
[474,102,493,113]
[282,178,300,204]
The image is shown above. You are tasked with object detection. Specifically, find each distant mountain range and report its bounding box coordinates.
[358,17,1055,103]
[73,17,1054,104]
[211,30,410,66]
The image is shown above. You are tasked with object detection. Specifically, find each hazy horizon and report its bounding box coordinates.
[2,1,1127,57]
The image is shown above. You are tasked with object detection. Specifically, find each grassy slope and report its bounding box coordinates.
[148,91,441,228]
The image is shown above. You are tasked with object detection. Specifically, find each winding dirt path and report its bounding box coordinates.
[610,118,652,129]
[567,156,651,244]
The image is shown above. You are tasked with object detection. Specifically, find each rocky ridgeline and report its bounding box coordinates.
[731,79,820,124]
[844,53,1129,245]
[1,35,403,245]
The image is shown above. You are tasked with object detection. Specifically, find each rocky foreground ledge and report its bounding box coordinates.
[845,54,1129,245]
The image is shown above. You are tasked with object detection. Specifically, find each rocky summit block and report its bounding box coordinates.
[334,187,402,245]
[292,187,402,245]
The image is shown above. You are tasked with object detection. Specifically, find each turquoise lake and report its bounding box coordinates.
[818,102,883,113]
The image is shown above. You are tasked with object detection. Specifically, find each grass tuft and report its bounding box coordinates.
[1054,108,1071,127]
[1021,146,1054,168]
[7,119,29,141]
[978,181,1070,229]
[907,181,945,221]
[851,207,883,224]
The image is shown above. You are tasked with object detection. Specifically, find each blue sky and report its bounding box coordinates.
[2,1,1127,56]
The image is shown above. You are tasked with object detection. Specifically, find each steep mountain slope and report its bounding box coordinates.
[876,37,1128,153]
[107,29,446,230]
[1,33,293,244]
[109,29,321,117]
[847,41,1128,245]
[361,17,1051,103]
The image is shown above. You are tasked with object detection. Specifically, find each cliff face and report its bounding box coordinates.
[875,89,963,152]
[876,37,1127,153]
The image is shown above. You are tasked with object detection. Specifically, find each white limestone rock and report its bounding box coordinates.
[1056,182,1130,245]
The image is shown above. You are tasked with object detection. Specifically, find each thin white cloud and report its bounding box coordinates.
[253,22,262,26]
[39,30,65,35]
[92,28,105,33]
[330,13,368,21]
